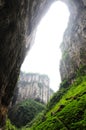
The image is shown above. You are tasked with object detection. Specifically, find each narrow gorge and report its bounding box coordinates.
[0,0,86,129]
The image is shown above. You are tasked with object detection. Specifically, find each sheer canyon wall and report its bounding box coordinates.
[12,72,53,104]
[0,0,86,128]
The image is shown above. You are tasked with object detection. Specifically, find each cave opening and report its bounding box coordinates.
[21,1,70,92]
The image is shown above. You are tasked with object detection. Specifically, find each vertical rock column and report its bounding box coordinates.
[60,0,86,82]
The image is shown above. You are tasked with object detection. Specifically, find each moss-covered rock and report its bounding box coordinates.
[27,75,86,130]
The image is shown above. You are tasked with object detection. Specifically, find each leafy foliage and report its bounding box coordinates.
[8,99,45,128]
[5,118,17,130]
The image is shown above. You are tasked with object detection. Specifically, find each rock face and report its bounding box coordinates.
[0,0,53,127]
[12,72,53,104]
[0,0,86,128]
[60,0,86,82]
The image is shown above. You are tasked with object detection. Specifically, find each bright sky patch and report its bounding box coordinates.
[21,1,70,91]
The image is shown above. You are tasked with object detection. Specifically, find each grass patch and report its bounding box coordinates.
[28,75,86,130]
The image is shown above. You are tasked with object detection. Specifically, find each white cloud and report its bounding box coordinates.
[21,1,70,92]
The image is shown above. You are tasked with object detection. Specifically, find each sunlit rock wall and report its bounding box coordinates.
[12,72,53,104]
[60,0,86,82]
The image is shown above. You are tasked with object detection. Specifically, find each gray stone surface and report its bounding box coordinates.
[60,7,86,81]
[12,72,53,104]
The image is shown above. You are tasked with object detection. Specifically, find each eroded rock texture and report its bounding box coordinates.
[0,0,53,127]
[60,0,86,82]
[12,72,53,104]
[0,1,27,127]
[0,0,86,128]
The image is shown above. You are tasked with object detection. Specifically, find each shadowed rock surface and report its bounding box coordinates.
[0,0,53,127]
[0,0,86,128]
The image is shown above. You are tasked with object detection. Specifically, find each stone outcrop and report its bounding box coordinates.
[12,72,53,104]
[0,0,86,128]
[60,0,86,82]
[0,0,53,127]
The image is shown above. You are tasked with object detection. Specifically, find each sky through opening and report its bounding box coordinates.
[21,1,70,92]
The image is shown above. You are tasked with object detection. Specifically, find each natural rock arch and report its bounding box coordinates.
[0,0,86,128]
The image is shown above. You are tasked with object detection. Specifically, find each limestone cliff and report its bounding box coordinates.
[60,0,86,83]
[12,72,53,104]
[0,0,86,128]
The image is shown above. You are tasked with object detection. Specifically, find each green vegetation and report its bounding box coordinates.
[6,66,86,130]
[27,74,86,130]
[62,51,69,60]
[60,79,69,88]
[46,87,68,112]
[4,118,17,130]
[76,65,86,77]
[8,99,45,128]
